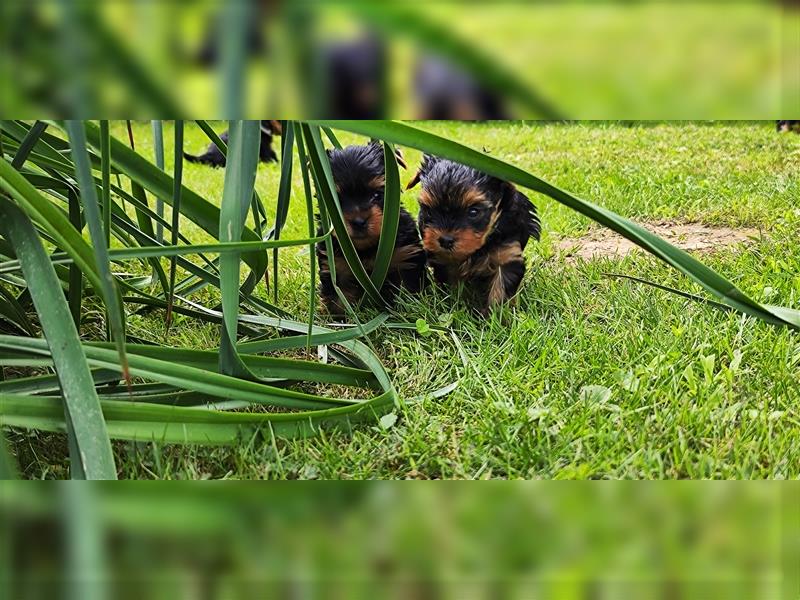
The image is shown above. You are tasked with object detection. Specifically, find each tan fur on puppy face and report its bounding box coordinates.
[422,226,481,261]
[418,185,486,210]
[421,207,500,262]
[418,189,435,207]
[340,204,384,249]
[460,187,487,208]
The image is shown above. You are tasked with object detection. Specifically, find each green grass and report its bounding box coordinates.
[9,121,800,479]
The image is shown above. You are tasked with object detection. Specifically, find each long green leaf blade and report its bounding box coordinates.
[293,124,318,343]
[370,141,401,290]
[219,120,261,378]
[0,200,116,479]
[79,121,268,279]
[11,120,48,169]
[151,120,166,243]
[0,155,105,296]
[99,120,111,247]
[272,122,294,303]
[65,120,130,382]
[67,188,82,328]
[166,120,184,326]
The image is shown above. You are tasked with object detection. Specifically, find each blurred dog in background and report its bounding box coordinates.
[318,34,387,119]
[413,56,508,120]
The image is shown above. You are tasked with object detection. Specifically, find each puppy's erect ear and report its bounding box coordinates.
[406,169,422,190]
[368,138,407,170]
[394,147,407,170]
[406,153,437,190]
[499,181,518,209]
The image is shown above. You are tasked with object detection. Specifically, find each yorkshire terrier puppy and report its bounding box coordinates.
[316,141,427,315]
[408,155,540,311]
[184,120,282,168]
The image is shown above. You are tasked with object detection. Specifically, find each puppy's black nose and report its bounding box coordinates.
[438,235,455,250]
[350,217,368,229]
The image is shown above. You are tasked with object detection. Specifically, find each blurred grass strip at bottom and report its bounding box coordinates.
[0,481,788,595]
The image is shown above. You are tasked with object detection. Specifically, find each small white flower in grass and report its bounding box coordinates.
[300,464,319,480]
[615,369,640,393]
[379,413,398,429]
[492,400,516,414]
[729,349,743,372]
[580,385,612,406]
[527,406,551,421]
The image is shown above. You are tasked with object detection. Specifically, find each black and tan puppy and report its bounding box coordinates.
[408,155,540,311]
[777,120,800,134]
[184,120,282,168]
[317,141,426,315]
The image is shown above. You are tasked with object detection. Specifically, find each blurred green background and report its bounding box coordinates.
[1,1,797,119]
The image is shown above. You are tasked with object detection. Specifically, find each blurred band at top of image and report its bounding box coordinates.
[1,1,797,119]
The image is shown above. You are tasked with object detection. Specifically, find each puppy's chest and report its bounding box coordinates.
[433,242,523,283]
[330,244,422,280]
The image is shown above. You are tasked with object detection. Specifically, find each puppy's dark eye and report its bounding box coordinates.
[467,207,481,219]
[371,191,383,203]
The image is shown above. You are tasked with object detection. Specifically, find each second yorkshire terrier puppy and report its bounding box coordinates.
[316,141,427,315]
[407,155,540,311]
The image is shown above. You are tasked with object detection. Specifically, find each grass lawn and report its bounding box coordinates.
[10,121,800,479]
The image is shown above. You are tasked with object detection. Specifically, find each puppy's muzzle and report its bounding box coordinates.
[438,234,455,250]
[350,217,368,230]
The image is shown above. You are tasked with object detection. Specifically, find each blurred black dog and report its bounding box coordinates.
[777,120,800,134]
[408,155,540,311]
[319,34,387,119]
[184,120,282,168]
[316,141,426,315]
[413,56,508,120]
